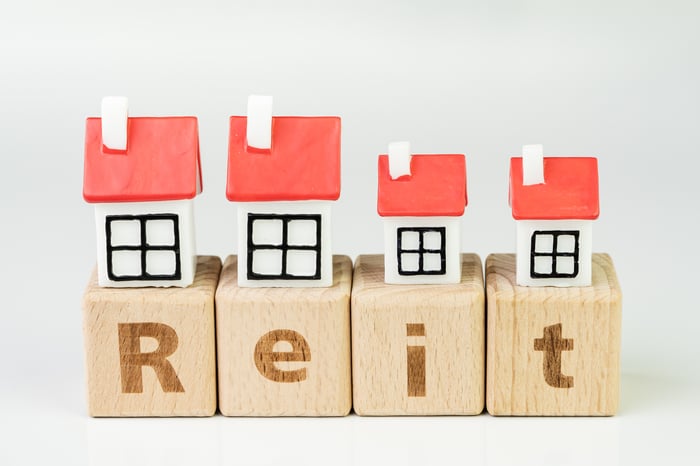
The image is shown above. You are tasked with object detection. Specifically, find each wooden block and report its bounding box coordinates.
[215,255,352,416]
[82,255,221,417]
[486,253,622,416]
[351,254,484,415]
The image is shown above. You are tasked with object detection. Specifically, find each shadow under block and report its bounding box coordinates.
[351,254,485,415]
[215,255,352,416]
[486,253,622,416]
[82,256,221,417]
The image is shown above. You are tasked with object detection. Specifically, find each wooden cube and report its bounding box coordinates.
[351,254,484,415]
[82,255,221,417]
[215,255,352,416]
[486,253,622,416]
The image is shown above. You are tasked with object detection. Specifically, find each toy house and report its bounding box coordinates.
[226,96,341,287]
[509,144,599,287]
[83,97,202,287]
[377,142,467,284]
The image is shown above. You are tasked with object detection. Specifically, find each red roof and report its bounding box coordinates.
[509,157,599,220]
[377,154,467,217]
[83,117,202,203]
[226,116,341,201]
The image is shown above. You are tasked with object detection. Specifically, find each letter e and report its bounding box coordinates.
[254,329,311,383]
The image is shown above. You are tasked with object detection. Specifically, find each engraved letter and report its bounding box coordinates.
[534,323,574,388]
[254,329,311,383]
[118,322,185,393]
[406,323,426,397]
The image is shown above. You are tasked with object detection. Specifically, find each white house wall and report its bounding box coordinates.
[516,219,592,287]
[237,201,333,287]
[383,216,461,285]
[94,199,196,287]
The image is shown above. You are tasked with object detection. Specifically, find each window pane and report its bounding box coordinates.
[145,219,176,246]
[400,230,420,250]
[534,233,554,253]
[556,256,576,275]
[251,219,283,245]
[286,250,317,277]
[400,253,420,272]
[533,256,553,275]
[423,253,443,272]
[423,231,443,250]
[145,250,177,276]
[251,249,283,275]
[556,234,577,253]
[287,220,318,246]
[111,250,142,277]
[110,220,140,246]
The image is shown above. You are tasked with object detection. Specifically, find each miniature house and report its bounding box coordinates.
[377,142,467,285]
[509,144,599,287]
[226,96,341,287]
[83,97,202,288]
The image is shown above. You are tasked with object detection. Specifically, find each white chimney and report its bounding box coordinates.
[246,95,273,150]
[522,143,544,185]
[388,141,412,179]
[101,96,128,151]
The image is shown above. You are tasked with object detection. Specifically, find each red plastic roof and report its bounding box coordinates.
[509,157,599,220]
[226,116,341,201]
[377,154,467,217]
[83,117,202,203]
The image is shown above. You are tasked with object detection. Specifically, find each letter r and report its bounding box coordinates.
[118,322,185,393]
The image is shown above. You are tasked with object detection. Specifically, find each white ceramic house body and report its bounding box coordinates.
[383,216,461,285]
[237,201,333,288]
[94,200,197,288]
[516,220,592,287]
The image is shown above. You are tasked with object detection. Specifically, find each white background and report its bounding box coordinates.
[1,1,699,464]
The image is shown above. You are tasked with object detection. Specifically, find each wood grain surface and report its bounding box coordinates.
[351,254,484,415]
[486,253,622,416]
[82,255,221,417]
[216,255,352,416]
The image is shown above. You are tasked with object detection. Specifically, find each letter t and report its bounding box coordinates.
[534,323,574,388]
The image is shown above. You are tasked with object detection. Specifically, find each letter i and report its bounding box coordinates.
[406,323,426,397]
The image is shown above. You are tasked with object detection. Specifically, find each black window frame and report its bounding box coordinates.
[105,213,181,281]
[530,230,580,279]
[397,227,447,276]
[247,213,322,280]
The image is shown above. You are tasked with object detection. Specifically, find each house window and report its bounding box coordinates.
[530,230,579,278]
[105,214,181,281]
[247,214,322,280]
[397,227,446,275]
